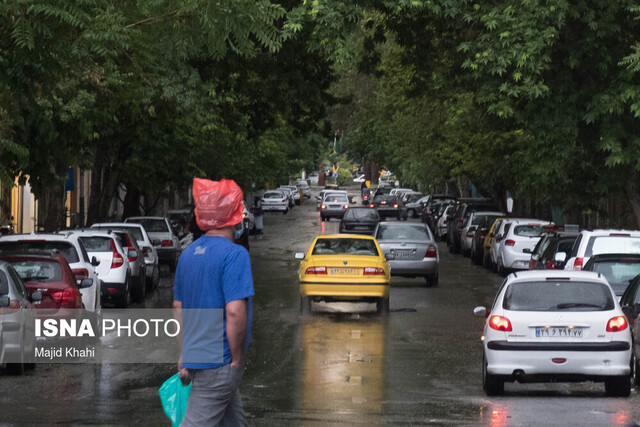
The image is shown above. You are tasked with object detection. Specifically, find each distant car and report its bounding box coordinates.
[371,194,402,220]
[422,195,457,231]
[339,207,380,235]
[460,211,504,257]
[295,234,391,314]
[496,219,552,274]
[278,186,297,207]
[529,230,580,270]
[474,270,632,397]
[261,190,289,214]
[353,174,365,183]
[374,222,438,287]
[308,171,319,185]
[435,204,455,242]
[564,229,640,271]
[582,254,640,298]
[447,198,499,254]
[320,193,350,222]
[470,215,505,265]
[125,216,182,272]
[401,194,428,219]
[90,222,160,289]
[0,234,102,314]
[294,179,311,199]
[317,189,346,210]
[0,260,40,374]
[166,209,191,235]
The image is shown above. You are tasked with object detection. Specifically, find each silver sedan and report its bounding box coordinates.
[373,222,439,287]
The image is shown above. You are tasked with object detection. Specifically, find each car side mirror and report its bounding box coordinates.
[554,252,567,263]
[473,306,487,317]
[523,248,532,254]
[79,278,94,289]
[385,253,396,261]
[128,250,138,259]
[30,291,42,302]
[294,252,305,260]
[91,256,100,267]
[0,295,10,307]
[494,233,503,240]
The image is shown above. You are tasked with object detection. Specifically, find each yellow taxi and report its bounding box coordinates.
[295,234,391,314]
[483,217,507,267]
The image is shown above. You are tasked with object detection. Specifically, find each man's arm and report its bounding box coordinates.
[226,298,248,368]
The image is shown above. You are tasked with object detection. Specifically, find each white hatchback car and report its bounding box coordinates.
[474,270,632,396]
[564,229,640,271]
[490,220,513,270]
[261,190,289,213]
[496,219,552,273]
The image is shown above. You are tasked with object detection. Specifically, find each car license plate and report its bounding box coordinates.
[394,250,414,260]
[331,268,360,275]
[535,327,583,338]
[355,226,369,231]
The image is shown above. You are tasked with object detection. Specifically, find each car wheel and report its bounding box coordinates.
[407,209,415,218]
[482,353,504,396]
[425,273,439,288]
[300,296,311,315]
[376,298,390,315]
[134,274,146,304]
[117,280,131,308]
[605,375,631,397]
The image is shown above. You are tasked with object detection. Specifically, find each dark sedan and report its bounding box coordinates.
[582,253,640,297]
[339,207,380,235]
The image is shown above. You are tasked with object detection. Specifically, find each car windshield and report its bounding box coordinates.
[503,281,614,311]
[376,224,430,241]
[344,209,379,220]
[586,236,640,257]
[374,195,397,203]
[405,193,423,203]
[11,260,62,282]
[0,241,80,263]
[514,225,545,237]
[93,226,144,242]
[128,218,169,233]
[312,238,378,256]
[79,236,114,252]
[264,192,283,199]
[589,259,640,287]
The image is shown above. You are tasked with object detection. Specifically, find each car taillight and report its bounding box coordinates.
[574,257,583,270]
[51,288,81,308]
[489,315,512,332]
[363,195,369,200]
[495,237,502,243]
[282,199,287,203]
[606,316,628,332]
[393,204,398,209]
[363,267,385,275]
[504,239,516,246]
[111,239,124,268]
[305,266,327,275]
[321,204,326,210]
[344,205,349,209]
[425,245,437,258]
[466,231,474,238]
[381,201,387,205]
[546,260,556,269]
[369,204,374,208]
[72,268,89,280]
[161,240,173,247]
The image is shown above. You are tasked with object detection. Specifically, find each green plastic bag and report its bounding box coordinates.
[159,373,192,427]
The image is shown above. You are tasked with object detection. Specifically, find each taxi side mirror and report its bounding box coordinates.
[294,252,305,260]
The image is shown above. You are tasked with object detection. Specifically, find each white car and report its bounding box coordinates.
[316,190,347,210]
[278,186,298,207]
[474,270,632,396]
[261,190,289,213]
[490,219,513,270]
[460,211,504,256]
[308,171,319,184]
[91,222,160,289]
[435,205,454,241]
[125,216,182,272]
[294,179,311,198]
[564,229,640,271]
[0,233,102,313]
[496,219,552,273]
[353,174,365,183]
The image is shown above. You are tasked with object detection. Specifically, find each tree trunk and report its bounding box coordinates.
[625,169,640,229]
[39,184,66,232]
[122,183,141,220]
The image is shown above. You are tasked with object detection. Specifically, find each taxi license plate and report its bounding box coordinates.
[331,268,360,275]
[535,327,583,338]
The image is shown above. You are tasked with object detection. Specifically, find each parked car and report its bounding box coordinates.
[295,234,391,314]
[620,275,640,362]
[460,211,504,257]
[400,192,426,219]
[435,204,455,242]
[90,222,160,289]
[278,186,297,208]
[495,218,552,275]
[166,209,191,235]
[564,229,640,271]
[374,222,438,287]
[529,229,580,270]
[0,234,102,314]
[447,198,499,254]
[308,171,319,184]
[320,193,350,222]
[317,189,347,210]
[261,190,289,214]
[125,216,182,272]
[371,194,402,220]
[339,206,380,235]
[474,270,632,397]
[294,179,311,199]
[489,219,513,271]
[0,259,40,374]
[72,230,141,307]
[582,254,640,298]
[421,195,457,230]
[471,215,505,265]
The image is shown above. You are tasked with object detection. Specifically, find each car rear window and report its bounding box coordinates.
[312,238,378,256]
[503,281,614,311]
[514,225,545,237]
[129,218,170,233]
[586,236,640,257]
[79,236,113,252]
[0,241,80,263]
[376,224,430,241]
[344,209,379,220]
[11,260,62,283]
[264,192,284,199]
[325,195,348,203]
[589,259,640,287]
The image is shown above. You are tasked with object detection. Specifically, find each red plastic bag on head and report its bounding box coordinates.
[193,178,244,231]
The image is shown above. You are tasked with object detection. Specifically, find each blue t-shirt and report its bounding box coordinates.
[173,235,254,369]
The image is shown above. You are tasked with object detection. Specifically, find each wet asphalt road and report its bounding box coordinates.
[1,187,640,426]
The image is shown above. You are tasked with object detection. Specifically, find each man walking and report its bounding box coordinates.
[174,178,254,426]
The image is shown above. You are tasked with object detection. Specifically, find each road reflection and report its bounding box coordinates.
[298,314,388,424]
